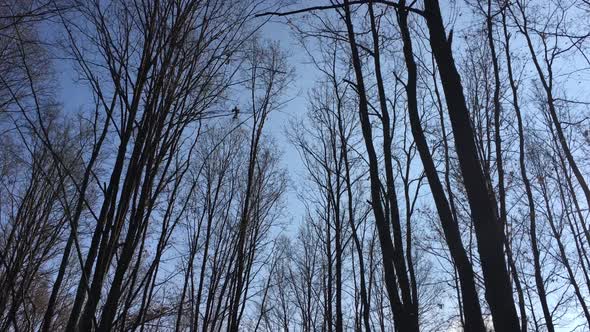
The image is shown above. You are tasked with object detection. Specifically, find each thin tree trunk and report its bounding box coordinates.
[501,9,550,331]
[341,1,413,330]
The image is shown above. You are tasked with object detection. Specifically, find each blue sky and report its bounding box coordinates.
[53,17,316,233]
[50,2,462,235]
[259,20,319,231]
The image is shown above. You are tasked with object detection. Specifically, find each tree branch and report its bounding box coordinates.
[255,0,425,18]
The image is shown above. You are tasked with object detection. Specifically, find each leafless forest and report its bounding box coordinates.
[1,0,590,331]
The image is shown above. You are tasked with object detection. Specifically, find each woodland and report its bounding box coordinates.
[1,0,590,331]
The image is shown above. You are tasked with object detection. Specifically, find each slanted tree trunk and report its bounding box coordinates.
[395,3,486,331]
[422,1,521,330]
[501,8,550,332]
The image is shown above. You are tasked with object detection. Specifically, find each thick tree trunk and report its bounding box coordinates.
[422,1,521,330]
[395,4,486,331]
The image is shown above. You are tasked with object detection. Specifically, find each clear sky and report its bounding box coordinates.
[51,2,462,235]
[53,16,317,234]
[258,19,319,232]
[33,2,590,329]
